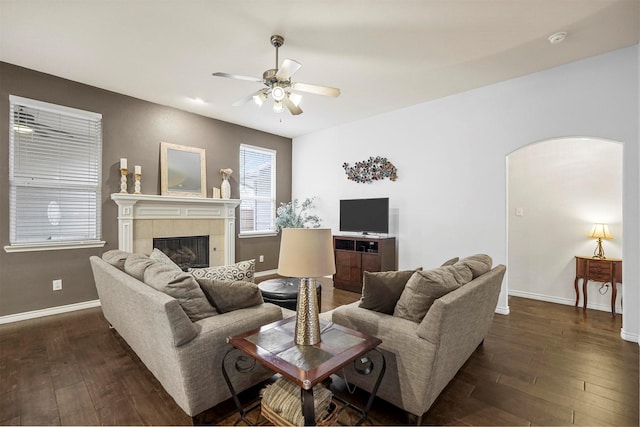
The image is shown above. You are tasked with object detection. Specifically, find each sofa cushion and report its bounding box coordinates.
[150,248,182,271]
[459,254,492,278]
[195,277,263,313]
[441,257,459,266]
[102,249,130,270]
[188,259,255,282]
[124,253,156,282]
[359,269,421,314]
[144,262,218,322]
[393,263,473,323]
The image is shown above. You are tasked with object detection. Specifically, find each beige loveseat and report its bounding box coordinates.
[90,254,283,419]
[331,256,506,424]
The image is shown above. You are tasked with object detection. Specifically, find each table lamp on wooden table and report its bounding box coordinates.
[277,228,336,345]
[589,223,613,259]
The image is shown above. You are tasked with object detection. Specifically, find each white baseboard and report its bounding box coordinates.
[508,289,622,314]
[255,269,278,278]
[495,305,510,315]
[620,329,639,343]
[0,299,101,325]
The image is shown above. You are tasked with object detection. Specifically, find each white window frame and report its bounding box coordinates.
[238,144,277,238]
[5,95,105,253]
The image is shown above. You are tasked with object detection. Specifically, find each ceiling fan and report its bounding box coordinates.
[212,35,340,116]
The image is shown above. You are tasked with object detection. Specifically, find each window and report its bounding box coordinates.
[6,95,104,252]
[239,144,276,236]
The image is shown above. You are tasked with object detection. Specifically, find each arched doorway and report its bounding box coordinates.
[506,137,623,313]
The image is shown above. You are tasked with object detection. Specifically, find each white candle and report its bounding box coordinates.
[120,158,127,169]
[135,165,141,174]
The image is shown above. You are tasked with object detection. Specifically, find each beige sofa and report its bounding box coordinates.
[90,255,283,419]
[331,261,506,424]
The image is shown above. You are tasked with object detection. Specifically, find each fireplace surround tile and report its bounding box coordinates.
[133,219,153,239]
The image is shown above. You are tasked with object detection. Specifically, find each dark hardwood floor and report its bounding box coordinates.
[1,278,638,426]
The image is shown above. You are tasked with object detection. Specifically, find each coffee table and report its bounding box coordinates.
[223,316,385,426]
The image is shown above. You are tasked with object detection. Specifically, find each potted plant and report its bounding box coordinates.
[275,197,321,231]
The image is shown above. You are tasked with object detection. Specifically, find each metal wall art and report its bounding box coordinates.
[342,156,398,183]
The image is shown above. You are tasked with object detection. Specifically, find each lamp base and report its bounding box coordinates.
[294,277,321,346]
[593,238,606,259]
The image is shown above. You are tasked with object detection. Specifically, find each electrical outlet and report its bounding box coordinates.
[53,279,62,291]
[259,255,264,263]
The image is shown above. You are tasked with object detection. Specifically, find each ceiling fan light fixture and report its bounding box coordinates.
[288,92,302,107]
[212,34,340,116]
[253,92,267,107]
[273,100,285,113]
[272,86,286,102]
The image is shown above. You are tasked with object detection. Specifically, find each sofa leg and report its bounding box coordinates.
[406,412,423,426]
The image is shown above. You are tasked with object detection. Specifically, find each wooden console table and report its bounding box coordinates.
[574,256,622,315]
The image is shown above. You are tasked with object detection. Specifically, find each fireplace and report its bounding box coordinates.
[154,235,210,270]
[111,194,240,266]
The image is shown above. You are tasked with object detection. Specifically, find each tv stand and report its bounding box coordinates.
[333,235,396,293]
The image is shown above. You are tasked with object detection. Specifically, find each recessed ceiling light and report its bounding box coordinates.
[192,97,207,104]
[548,32,567,45]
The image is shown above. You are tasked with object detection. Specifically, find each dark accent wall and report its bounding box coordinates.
[0,62,291,317]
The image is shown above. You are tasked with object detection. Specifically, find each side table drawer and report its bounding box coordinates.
[589,272,612,282]
[589,262,611,274]
[589,262,612,282]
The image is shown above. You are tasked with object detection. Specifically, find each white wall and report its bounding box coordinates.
[507,137,623,312]
[292,45,639,342]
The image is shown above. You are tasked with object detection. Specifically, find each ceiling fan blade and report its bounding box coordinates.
[291,82,340,97]
[232,89,269,107]
[212,72,263,83]
[283,96,303,116]
[275,59,302,81]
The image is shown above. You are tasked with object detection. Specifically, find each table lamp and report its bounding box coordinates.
[277,228,336,345]
[589,223,613,259]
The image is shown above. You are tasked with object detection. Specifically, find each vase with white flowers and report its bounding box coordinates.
[220,168,232,199]
[275,197,321,231]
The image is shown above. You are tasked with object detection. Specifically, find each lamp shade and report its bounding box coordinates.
[589,223,613,240]
[277,228,336,278]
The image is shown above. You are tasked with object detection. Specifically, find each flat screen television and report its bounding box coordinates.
[339,198,389,234]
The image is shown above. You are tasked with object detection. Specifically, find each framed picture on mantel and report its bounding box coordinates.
[160,142,207,198]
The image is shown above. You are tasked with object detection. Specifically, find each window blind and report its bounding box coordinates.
[8,95,103,247]
[239,144,276,234]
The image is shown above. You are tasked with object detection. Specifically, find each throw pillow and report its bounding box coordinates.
[189,259,255,282]
[459,254,493,278]
[359,269,422,314]
[102,249,130,270]
[124,253,156,282]
[195,277,263,313]
[150,248,182,271]
[440,257,459,266]
[144,262,217,322]
[393,263,473,323]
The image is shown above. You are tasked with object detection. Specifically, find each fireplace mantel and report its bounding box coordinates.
[111,193,241,265]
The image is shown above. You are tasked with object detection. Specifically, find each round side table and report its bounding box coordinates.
[258,277,322,311]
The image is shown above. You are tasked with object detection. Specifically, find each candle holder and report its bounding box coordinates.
[134,173,142,194]
[120,168,128,193]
